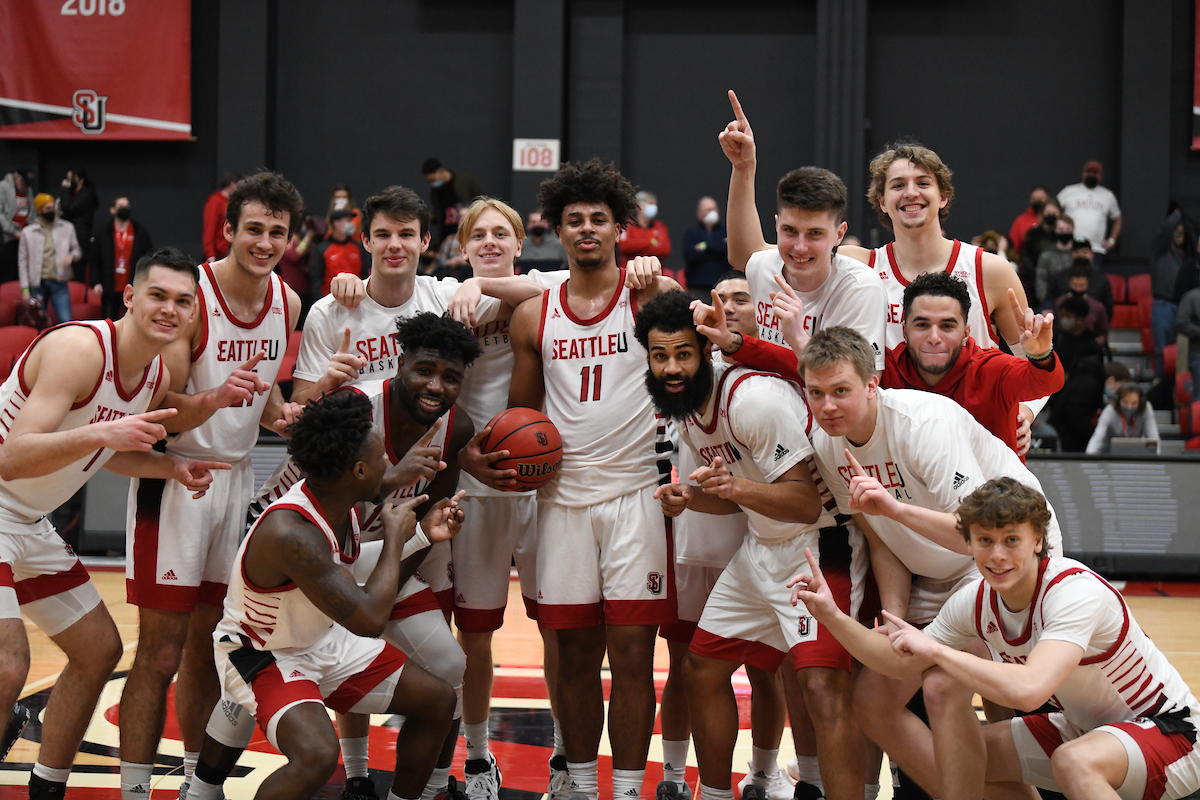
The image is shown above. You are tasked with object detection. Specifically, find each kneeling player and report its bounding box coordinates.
[205,391,464,800]
[638,291,867,800]
[792,478,1200,800]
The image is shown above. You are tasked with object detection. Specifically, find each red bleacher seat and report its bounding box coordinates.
[1138,296,1153,354]
[1128,273,1151,303]
[1111,305,1139,328]
[0,282,21,328]
[0,326,40,365]
[1106,273,1126,304]
[68,281,102,320]
[1164,343,1177,378]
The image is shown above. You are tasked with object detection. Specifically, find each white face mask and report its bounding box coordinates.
[703,210,719,226]
[643,203,658,220]
[333,197,349,210]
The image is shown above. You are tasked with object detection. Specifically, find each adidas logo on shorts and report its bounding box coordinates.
[952,472,968,490]
[773,444,790,462]
[161,569,177,581]
[289,670,304,678]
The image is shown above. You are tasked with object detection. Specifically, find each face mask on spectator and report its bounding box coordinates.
[1083,176,1099,189]
[530,224,547,236]
[703,210,720,226]
[1031,200,1045,214]
[1057,232,1074,244]
[1060,317,1077,332]
[115,207,132,221]
[643,204,658,220]
[1043,214,1058,227]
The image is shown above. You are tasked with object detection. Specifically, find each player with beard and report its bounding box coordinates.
[640,291,868,800]
[507,159,679,800]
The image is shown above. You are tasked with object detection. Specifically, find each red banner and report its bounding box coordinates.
[0,0,191,140]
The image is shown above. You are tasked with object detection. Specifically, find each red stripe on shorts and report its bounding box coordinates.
[659,619,698,644]
[14,559,90,604]
[389,588,442,621]
[1104,720,1195,800]
[0,562,13,589]
[324,643,408,714]
[536,601,603,630]
[1022,713,1066,757]
[603,598,672,626]
[248,662,321,735]
[453,605,507,633]
[690,627,787,673]
[128,478,200,612]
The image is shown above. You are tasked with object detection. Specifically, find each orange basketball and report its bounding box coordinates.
[480,407,563,491]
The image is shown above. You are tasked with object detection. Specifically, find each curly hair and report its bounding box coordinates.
[901,271,971,321]
[634,290,708,352]
[287,390,375,482]
[866,141,954,231]
[396,312,483,367]
[226,171,305,236]
[537,159,639,228]
[955,477,1052,559]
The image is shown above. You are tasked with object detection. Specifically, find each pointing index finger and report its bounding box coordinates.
[844,448,867,477]
[418,417,443,445]
[728,89,747,127]
[238,351,266,371]
[1007,288,1027,331]
[338,326,352,354]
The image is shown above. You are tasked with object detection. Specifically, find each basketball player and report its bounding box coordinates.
[638,291,866,800]
[119,172,304,800]
[791,478,1200,800]
[0,248,227,800]
[796,326,1064,797]
[507,159,679,800]
[654,272,793,800]
[207,389,467,800]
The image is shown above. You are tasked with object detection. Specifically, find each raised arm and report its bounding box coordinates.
[507,296,546,410]
[719,90,770,268]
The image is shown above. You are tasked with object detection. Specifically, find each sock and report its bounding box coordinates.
[567,759,598,800]
[32,764,71,784]
[182,751,198,783]
[792,754,822,787]
[186,775,223,800]
[749,747,778,780]
[864,783,880,800]
[463,721,490,760]
[551,716,565,758]
[120,762,154,800]
[888,760,900,789]
[340,736,370,780]
[418,766,450,800]
[661,739,689,788]
[699,785,733,800]
[611,768,644,799]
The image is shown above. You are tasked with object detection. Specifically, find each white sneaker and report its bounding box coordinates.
[736,764,794,800]
[464,754,501,800]
[785,759,800,783]
[547,755,572,800]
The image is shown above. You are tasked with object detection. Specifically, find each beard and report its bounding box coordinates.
[644,363,714,421]
[911,341,963,377]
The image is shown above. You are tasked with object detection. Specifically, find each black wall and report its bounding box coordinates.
[2,0,1193,273]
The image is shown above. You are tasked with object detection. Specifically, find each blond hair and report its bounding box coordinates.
[796,327,876,384]
[455,197,526,250]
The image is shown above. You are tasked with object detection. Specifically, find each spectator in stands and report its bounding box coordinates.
[18,193,79,325]
[1058,160,1121,268]
[1149,207,1197,378]
[422,157,483,248]
[1086,383,1159,453]
[618,190,670,270]
[1035,214,1076,307]
[1049,293,1108,452]
[1008,184,1049,258]
[974,229,1018,270]
[92,196,154,320]
[1020,198,1062,271]
[325,184,362,240]
[1103,360,1132,405]
[1176,282,1200,399]
[202,171,242,261]
[59,169,98,283]
[278,213,321,326]
[682,195,730,298]
[0,166,35,285]
[515,210,567,272]
[434,234,469,281]
[1068,238,1113,319]
[1055,262,1108,345]
[310,208,366,302]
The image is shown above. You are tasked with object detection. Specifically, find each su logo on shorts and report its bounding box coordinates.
[72,90,107,134]
[646,572,664,596]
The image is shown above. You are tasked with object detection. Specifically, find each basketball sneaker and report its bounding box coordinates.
[341,776,380,800]
[547,754,571,800]
[739,785,768,800]
[792,782,824,800]
[434,776,470,800]
[28,774,66,800]
[736,764,794,800]
[464,754,501,800]
[2,702,30,761]
[178,779,226,800]
[654,780,692,800]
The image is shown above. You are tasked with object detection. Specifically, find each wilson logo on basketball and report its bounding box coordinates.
[518,462,559,478]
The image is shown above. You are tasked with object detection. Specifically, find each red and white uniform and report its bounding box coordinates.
[452,269,569,631]
[810,389,1062,624]
[679,362,867,671]
[745,249,887,371]
[926,558,1200,800]
[214,480,407,748]
[534,273,669,628]
[869,240,999,351]
[127,265,290,611]
[0,321,164,633]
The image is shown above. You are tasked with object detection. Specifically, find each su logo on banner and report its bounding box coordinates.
[72,90,107,134]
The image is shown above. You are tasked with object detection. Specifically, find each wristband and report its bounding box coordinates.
[1027,344,1054,363]
[401,523,431,559]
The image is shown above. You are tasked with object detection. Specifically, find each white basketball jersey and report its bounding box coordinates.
[679,362,834,545]
[293,274,501,385]
[217,480,357,653]
[169,264,290,461]
[457,269,569,497]
[0,321,165,524]
[744,249,887,371]
[537,273,658,506]
[927,558,1200,734]
[869,240,999,351]
[673,443,747,569]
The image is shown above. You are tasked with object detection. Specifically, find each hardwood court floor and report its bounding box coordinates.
[1,568,1198,800]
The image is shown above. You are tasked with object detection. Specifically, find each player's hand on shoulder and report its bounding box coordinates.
[691,456,735,499]
[423,489,467,542]
[171,457,232,499]
[653,482,693,517]
[449,278,483,328]
[624,256,662,290]
[391,418,446,487]
[718,90,756,169]
[458,426,517,490]
[330,273,366,310]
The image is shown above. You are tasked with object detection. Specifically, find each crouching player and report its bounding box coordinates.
[791,477,1200,800]
[203,391,465,800]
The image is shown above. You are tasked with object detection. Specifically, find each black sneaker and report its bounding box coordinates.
[740,786,768,800]
[793,782,824,800]
[29,774,66,800]
[2,703,30,761]
[434,776,470,800]
[656,780,695,800]
[341,776,379,800]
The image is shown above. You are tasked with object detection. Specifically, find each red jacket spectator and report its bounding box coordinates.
[202,173,242,261]
[618,220,671,269]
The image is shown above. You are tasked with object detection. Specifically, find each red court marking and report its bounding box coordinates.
[1120,582,1200,598]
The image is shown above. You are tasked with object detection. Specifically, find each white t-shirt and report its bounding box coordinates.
[745,249,887,371]
[293,274,501,384]
[1057,183,1121,253]
[926,557,1199,734]
[809,388,1062,582]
